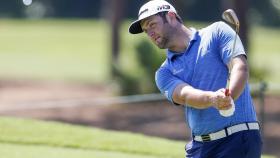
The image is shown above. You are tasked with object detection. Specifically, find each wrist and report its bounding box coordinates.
[208,91,216,107]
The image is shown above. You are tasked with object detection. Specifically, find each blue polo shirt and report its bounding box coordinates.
[155,21,257,135]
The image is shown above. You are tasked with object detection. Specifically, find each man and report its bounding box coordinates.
[129,0,262,158]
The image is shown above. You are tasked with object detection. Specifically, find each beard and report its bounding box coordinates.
[154,23,173,49]
[155,36,168,49]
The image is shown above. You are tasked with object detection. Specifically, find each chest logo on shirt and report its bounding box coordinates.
[172,68,184,75]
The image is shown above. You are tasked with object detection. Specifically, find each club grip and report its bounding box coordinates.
[225,89,230,96]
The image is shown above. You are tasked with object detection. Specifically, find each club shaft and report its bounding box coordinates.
[225,26,239,96]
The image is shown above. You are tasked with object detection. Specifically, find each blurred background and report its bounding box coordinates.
[0,0,279,157]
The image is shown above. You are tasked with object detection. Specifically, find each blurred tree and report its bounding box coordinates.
[234,0,250,51]
[221,0,250,51]
[107,0,125,77]
[186,0,221,21]
[48,0,99,18]
[0,0,23,17]
[135,40,165,93]
[252,0,280,26]
[115,39,165,95]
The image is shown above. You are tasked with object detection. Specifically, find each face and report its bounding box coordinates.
[140,14,173,49]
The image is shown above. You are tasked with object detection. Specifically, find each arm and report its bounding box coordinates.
[172,83,214,109]
[172,83,232,110]
[228,55,248,100]
[156,66,232,110]
[216,22,248,100]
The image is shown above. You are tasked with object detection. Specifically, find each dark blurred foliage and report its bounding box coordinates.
[0,0,279,26]
[48,0,100,18]
[0,0,23,17]
[251,0,280,26]
[115,39,165,95]
[135,40,165,93]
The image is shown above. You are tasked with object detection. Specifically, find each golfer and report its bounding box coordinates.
[129,0,262,157]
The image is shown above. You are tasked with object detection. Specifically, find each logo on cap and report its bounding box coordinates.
[157,5,170,11]
[139,8,149,17]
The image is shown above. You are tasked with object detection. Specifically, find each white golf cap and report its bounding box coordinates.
[128,0,177,34]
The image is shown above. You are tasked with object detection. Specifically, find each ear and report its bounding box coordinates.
[166,11,177,25]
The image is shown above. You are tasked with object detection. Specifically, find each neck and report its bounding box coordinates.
[168,25,192,53]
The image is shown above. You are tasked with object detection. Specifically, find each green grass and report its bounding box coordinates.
[0,117,275,158]
[0,19,279,88]
[0,19,110,83]
[0,117,185,158]
[0,144,161,158]
[249,26,280,87]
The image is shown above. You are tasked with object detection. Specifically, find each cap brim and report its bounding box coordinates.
[129,20,143,34]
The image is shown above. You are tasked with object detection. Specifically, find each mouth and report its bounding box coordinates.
[148,33,162,45]
[154,36,161,44]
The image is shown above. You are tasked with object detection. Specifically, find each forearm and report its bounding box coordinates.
[173,84,214,109]
[172,83,234,110]
[182,86,215,109]
[228,55,248,100]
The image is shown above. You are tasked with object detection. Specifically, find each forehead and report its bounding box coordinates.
[140,15,159,27]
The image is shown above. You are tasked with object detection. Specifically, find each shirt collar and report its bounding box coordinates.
[167,28,199,60]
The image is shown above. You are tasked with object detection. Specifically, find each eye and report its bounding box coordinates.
[149,22,156,28]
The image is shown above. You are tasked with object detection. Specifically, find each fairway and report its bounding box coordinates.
[0,117,275,158]
[0,143,161,158]
[0,117,186,158]
[0,19,110,83]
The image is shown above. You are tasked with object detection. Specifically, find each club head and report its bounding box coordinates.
[222,9,239,27]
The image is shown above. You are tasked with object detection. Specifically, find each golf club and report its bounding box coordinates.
[222,9,240,96]
[219,9,240,117]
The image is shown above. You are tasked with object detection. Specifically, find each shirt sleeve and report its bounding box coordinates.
[216,21,246,65]
[155,67,185,105]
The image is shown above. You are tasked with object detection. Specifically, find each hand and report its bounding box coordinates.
[211,88,233,110]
